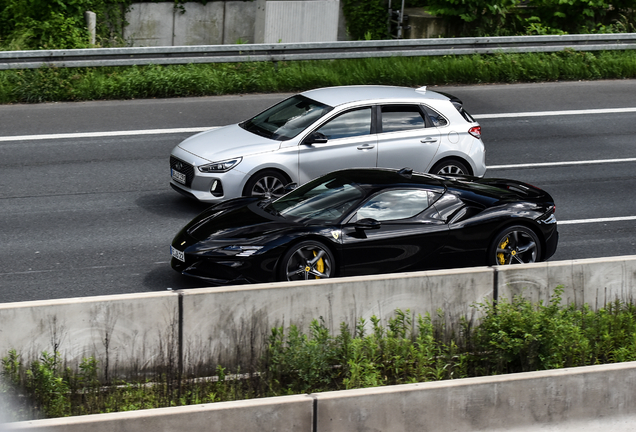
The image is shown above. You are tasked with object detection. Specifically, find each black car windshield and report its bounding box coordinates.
[267,175,365,223]
[240,95,333,141]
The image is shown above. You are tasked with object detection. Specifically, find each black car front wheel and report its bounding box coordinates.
[279,240,334,281]
[489,225,541,265]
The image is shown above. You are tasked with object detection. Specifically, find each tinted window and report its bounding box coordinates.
[356,189,431,221]
[269,176,365,223]
[381,105,426,133]
[422,105,448,127]
[316,108,372,140]
[240,95,332,141]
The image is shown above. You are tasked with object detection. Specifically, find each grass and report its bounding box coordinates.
[4,287,636,421]
[1,49,636,104]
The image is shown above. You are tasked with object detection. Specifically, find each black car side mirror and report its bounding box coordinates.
[355,218,381,230]
[284,182,298,193]
[304,132,328,145]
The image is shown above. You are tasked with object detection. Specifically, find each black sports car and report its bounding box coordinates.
[170,168,558,284]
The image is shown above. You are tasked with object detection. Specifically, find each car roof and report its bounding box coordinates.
[328,168,545,203]
[330,168,446,190]
[300,85,450,107]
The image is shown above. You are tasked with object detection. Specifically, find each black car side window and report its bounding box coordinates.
[316,107,372,140]
[380,105,426,133]
[356,189,431,221]
[422,105,448,127]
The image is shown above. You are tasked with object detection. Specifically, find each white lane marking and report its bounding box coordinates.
[488,158,636,169]
[473,107,636,119]
[0,127,214,142]
[560,216,636,225]
[1,107,635,142]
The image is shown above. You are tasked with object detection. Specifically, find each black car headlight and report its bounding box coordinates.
[221,245,264,257]
[198,157,242,173]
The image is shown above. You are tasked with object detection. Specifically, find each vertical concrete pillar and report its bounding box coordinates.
[84,11,97,45]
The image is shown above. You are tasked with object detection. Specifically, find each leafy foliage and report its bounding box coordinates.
[341,0,389,40]
[424,0,636,35]
[2,50,636,104]
[0,0,133,50]
[5,291,636,421]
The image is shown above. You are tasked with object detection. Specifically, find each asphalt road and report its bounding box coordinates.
[1,80,635,303]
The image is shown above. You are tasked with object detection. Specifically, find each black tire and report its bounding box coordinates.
[243,170,288,199]
[488,225,541,266]
[430,159,470,176]
[278,240,335,281]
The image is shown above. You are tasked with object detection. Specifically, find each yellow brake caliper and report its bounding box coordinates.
[313,250,324,279]
[497,237,510,265]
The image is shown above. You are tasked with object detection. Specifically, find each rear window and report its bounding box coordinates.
[450,100,476,123]
[422,105,448,127]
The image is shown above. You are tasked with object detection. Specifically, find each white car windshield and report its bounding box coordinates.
[268,175,365,223]
[240,95,333,141]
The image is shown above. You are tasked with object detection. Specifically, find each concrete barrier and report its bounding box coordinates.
[496,255,636,308]
[314,361,636,431]
[2,394,313,431]
[3,256,636,376]
[182,267,493,372]
[5,362,636,431]
[0,292,178,377]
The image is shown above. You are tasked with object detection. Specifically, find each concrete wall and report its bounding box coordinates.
[7,362,636,431]
[182,267,493,372]
[0,292,178,378]
[314,361,636,431]
[403,8,447,39]
[496,256,636,308]
[3,394,314,432]
[124,2,257,46]
[3,255,636,377]
[123,1,340,46]
[262,1,340,43]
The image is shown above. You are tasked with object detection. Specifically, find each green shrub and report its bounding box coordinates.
[0,0,132,50]
[341,0,389,40]
[5,290,636,420]
[423,0,636,35]
[2,50,636,104]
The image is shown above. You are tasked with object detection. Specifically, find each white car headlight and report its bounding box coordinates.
[198,157,242,173]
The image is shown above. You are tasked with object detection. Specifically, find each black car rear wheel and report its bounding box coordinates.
[489,225,541,265]
[279,240,334,281]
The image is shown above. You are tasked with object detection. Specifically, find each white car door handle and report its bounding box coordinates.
[357,144,375,150]
[421,137,438,143]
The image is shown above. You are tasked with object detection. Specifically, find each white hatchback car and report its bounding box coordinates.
[170,85,486,203]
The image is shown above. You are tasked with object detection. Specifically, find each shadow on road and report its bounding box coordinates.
[135,191,211,220]
[143,264,218,292]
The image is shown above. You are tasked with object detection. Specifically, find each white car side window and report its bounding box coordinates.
[381,105,426,133]
[316,108,372,140]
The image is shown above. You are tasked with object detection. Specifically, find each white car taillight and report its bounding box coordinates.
[468,126,481,139]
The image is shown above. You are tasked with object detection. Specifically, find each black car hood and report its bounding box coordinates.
[185,198,296,241]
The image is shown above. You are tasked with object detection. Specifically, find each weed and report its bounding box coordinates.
[5,292,636,421]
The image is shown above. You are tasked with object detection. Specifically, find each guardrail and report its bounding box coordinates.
[1,33,636,70]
